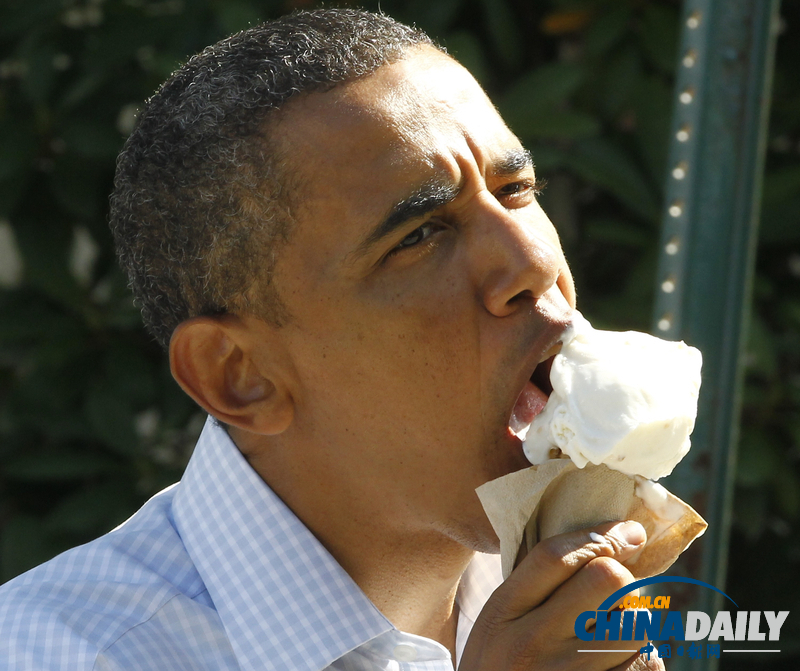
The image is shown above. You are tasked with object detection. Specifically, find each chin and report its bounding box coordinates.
[469,535,501,555]
[436,507,502,555]
[455,530,501,555]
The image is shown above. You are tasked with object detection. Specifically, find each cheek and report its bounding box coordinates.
[293,291,485,440]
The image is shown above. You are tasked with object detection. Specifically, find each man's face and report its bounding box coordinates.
[256,46,575,551]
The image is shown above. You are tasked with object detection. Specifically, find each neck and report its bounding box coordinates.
[233,427,475,659]
[333,527,472,658]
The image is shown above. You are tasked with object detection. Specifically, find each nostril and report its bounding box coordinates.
[509,289,534,304]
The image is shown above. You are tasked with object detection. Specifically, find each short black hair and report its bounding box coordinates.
[110,8,433,349]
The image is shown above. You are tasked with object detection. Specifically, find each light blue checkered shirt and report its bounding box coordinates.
[0,417,502,670]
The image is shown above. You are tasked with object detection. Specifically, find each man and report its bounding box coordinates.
[0,9,660,671]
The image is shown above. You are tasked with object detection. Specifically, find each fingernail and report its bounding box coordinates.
[612,521,646,547]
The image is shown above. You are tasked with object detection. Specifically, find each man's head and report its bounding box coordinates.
[111,8,576,553]
[110,9,432,349]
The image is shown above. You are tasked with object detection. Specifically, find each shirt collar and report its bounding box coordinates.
[456,550,503,624]
[173,416,503,671]
[173,417,393,671]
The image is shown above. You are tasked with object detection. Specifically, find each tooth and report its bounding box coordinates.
[509,417,531,441]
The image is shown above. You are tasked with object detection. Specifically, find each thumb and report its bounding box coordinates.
[489,520,647,621]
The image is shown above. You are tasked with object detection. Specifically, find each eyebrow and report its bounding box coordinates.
[349,179,459,261]
[496,147,534,176]
[350,147,535,262]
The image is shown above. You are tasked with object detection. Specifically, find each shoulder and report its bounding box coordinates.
[0,484,239,670]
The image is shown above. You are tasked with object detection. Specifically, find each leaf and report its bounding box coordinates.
[44,479,139,537]
[17,33,58,106]
[102,340,157,406]
[540,8,593,36]
[58,70,108,111]
[79,8,168,74]
[780,299,800,330]
[760,197,800,245]
[0,0,63,40]
[84,384,139,457]
[511,108,600,141]
[49,156,105,219]
[732,487,768,541]
[735,427,781,487]
[500,62,586,120]
[214,0,263,36]
[0,515,50,583]
[639,5,680,76]
[761,163,800,221]
[60,120,123,161]
[527,144,571,172]
[0,174,32,219]
[479,0,523,68]
[744,311,779,380]
[158,362,199,428]
[763,164,800,201]
[4,451,118,481]
[0,291,79,343]
[563,138,660,221]
[0,122,37,183]
[12,209,88,313]
[583,217,651,248]
[631,75,673,186]
[393,0,461,35]
[600,46,642,117]
[775,467,800,520]
[584,7,631,57]
[500,62,599,140]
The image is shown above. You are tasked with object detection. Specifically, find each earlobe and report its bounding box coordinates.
[169,316,294,435]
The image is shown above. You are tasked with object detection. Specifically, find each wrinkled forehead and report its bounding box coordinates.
[340,47,505,150]
[273,46,517,183]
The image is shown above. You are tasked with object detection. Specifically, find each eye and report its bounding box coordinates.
[495,178,546,201]
[391,221,439,253]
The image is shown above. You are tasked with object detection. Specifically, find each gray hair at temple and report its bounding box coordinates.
[109,9,433,350]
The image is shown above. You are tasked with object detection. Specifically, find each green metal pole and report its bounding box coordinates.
[651,0,779,667]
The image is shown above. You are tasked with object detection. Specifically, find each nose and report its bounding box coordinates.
[474,199,568,317]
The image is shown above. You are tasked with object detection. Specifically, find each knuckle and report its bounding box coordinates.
[474,589,519,634]
[475,601,509,635]
[469,618,545,671]
[537,533,621,573]
[536,535,605,571]
[536,536,572,565]
[581,556,631,593]
[505,627,545,670]
[604,527,639,554]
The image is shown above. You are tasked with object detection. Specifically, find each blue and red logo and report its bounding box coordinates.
[575,576,789,660]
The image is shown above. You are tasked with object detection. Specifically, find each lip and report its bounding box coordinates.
[505,307,573,446]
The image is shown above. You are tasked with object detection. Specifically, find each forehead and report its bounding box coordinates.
[276,46,514,174]
[270,46,524,268]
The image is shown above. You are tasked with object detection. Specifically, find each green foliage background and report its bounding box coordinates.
[0,0,798,666]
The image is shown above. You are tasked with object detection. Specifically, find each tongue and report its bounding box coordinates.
[509,380,549,439]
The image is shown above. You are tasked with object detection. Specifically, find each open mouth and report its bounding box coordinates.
[508,353,557,440]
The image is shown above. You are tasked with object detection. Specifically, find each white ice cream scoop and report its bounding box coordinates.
[521,311,702,481]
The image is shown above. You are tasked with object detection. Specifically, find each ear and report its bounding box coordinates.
[169,315,294,435]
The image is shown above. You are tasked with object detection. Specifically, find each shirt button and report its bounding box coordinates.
[392,643,418,662]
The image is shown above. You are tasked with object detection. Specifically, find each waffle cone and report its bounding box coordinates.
[476,461,707,579]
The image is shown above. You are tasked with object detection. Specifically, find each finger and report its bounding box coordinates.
[578,609,660,662]
[544,555,636,632]
[489,520,646,620]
